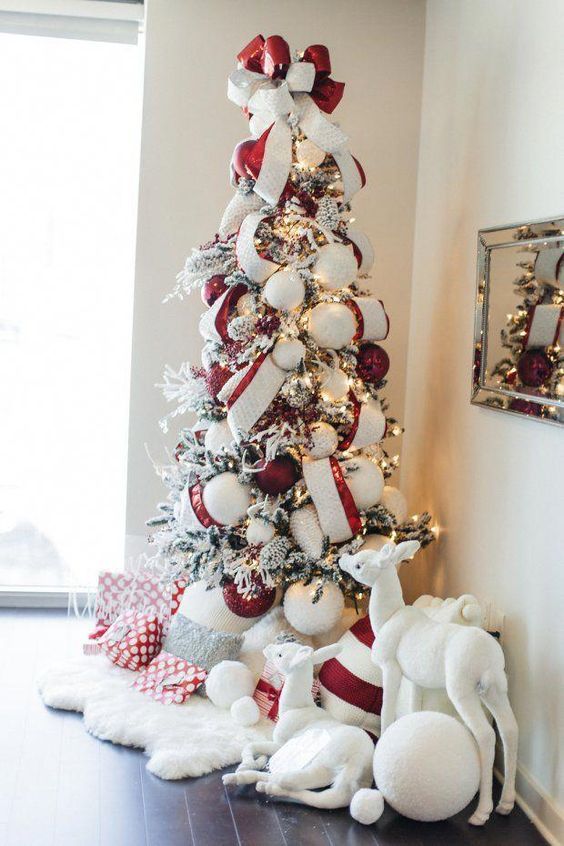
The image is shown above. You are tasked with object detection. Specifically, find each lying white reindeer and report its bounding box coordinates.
[340,542,518,827]
[223,640,374,809]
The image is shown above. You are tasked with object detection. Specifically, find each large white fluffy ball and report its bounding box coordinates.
[272,337,305,370]
[283,581,344,635]
[342,457,384,510]
[308,303,356,349]
[305,421,339,459]
[204,419,233,454]
[374,712,480,822]
[263,269,305,311]
[380,485,408,524]
[202,472,251,526]
[205,660,255,709]
[289,505,324,560]
[296,138,326,168]
[314,243,358,290]
[231,695,260,726]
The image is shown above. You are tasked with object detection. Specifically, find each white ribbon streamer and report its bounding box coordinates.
[236,212,280,283]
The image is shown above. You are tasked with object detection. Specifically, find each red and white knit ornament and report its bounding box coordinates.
[218,351,287,439]
[178,579,263,634]
[199,283,248,343]
[523,304,564,349]
[236,212,279,283]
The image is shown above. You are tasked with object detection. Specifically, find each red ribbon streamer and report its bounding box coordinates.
[226,350,268,409]
[345,299,365,342]
[254,677,281,720]
[329,457,363,536]
[214,283,248,343]
[339,390,362,450]
[189,483,221,528]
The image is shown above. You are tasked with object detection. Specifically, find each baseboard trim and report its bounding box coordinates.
[495,762,564,846]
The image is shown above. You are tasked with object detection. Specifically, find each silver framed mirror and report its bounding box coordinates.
[471,215,564,426]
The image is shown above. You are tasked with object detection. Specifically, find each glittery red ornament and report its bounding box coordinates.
[222,574,276,618]
[205,364,232,399]
[201,275,227,306]
[356,343,390,383]
[517,349,553,387]
[232,139,256,179]
[255,456,300,495]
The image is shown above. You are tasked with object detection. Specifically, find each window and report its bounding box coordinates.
[0,20,143,592]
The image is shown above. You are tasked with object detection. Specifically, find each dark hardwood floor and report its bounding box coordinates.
[0,608,547,846]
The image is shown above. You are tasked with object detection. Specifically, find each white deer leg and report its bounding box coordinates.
[258,768,354,810]
[447,686,495,826]
[481,686,518,815]
[265,764,331,792]
[408,680,423,714]
[238,740,280,772]
[223,769,270,786]
[380,660,402,733]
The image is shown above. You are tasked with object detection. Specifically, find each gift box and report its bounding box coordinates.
[98,608,163,671]
[131,650,207,705]
[253,659,321,721]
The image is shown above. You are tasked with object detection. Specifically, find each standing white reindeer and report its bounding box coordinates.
[340,542,518,826]
[222,640,374,809]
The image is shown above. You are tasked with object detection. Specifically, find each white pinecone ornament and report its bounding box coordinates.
[315,196,341,231]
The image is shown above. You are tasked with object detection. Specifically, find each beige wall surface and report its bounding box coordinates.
[401,0,564,833]
[125,0,426,549]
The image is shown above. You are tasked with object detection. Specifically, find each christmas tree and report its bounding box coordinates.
[149,34,434,637]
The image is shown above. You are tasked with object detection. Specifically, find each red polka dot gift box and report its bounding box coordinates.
[98,608,163,671]
[131,651,207,705]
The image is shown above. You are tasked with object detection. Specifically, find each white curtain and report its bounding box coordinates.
[0,1,144,44]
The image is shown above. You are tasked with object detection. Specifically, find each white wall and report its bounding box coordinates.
[401,1,564,837]
[125,0,426,550]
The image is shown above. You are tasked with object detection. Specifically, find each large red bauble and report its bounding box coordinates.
[517,349,553,387]
[356,343,390,383]
[201,275,227,306]
[222,574,276,618]
[232,139,256,179]
[205,364,232,399]
[509,398,542,417]
[255,456,300,495]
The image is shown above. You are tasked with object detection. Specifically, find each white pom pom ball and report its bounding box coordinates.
[202,472,251,526]
[205,660,255,709]
[263,269,305,311]
[296,138,326,168]
[350,789,385,825]
[284,581,344,635]
[314,243,358,290]
[231,695,260,726]
[289,505,324,560]
[342,457,384,510]
[246,517,276,546]
[380,485,408,524]
[272,337,305,370]
[204,419,233,453]
[320,366,349,401]
[373,712,480,822]
[305,422,339,459]
[308,303,356,349]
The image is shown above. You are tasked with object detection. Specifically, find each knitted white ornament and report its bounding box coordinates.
[283,581,344,635]
[272,337,305,370]
[289,504,324,560]
[380,485,408,524]
[314,242,358,290]
[246,517,276,546]
[263,269,305,311]
[204,419,233,453]
[205,660,255,709]
[305,421,339,458]
[296,138,326,167]
[178,580,257,634]
[308,302,356,349]
[342,457,384,510]
[202,472,251,526]
[236,292,255,316]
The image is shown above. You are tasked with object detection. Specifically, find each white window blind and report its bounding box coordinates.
[0,1,144,44]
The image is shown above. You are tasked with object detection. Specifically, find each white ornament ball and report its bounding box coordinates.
[289,505,324,560]
[263,269,305,311]
[320,366,349,401]
[231,695,260,726]
[204,419,233,454]
[314,243,358,290]
[202,472,251,526]
[305,422,339,459]
[237,292,255,316]
[308,303,356,349]
[296,138,326,168]
[246,517,276,546]
[272,337,305,370]
[380,485,408,524]
[373,712,480,822]
[283,581,344,635]
[205,660,255,709]
[342,457,384,510]
[350,788,385,825]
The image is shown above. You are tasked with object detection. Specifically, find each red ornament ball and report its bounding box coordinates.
[255,456,300,495]
[232,139,256,179]
[201,275,227,307]
[509,398,542,417]
[205,364,232,399]
[517,349,553,387]
[356,343,390,383]
[222,575,276,618]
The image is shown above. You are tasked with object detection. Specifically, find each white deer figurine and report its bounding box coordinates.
[223,640,374,809]
[340,542,518,827]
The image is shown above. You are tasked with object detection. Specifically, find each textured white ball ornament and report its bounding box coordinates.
[204,419,233,453]
[350,788,385,825]
[342,457,384,510]
[272,337,305,370]
[202,472,251,526]
[245,517,276,546]
[296,138,326,168]
[320,366,349,401]
[263,269,305,311]
[289,505,324,560]
[373,712,481,822]
[283,581,345,635]
[308,303,356,349]
[305,421,339,458]
[231,695,260,726]
[314,243,358,290]
[380,485,408,524]
[237,292,255,316]
[205,661,255,709]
